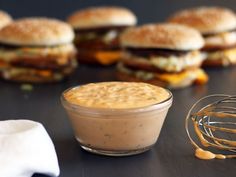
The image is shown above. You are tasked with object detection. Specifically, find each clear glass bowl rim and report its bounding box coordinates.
[61,85,173,116]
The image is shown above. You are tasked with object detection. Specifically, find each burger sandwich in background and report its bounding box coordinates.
[117,23,208,89]
[0,18,77,83]
[67,6,137,65]
[169,7,236,67]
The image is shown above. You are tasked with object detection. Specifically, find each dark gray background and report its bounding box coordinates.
[0,0,236,24]
[0,1,236,177]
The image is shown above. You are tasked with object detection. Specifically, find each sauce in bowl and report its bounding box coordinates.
[62,82,172,156]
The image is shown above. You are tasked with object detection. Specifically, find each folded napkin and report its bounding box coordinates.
[0,119,60,177]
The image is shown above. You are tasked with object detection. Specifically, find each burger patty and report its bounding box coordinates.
[124,47,189,57]
[0,43,76,60]
[74,25,128,34]
[202,28,236,37]
[75,37,120,50]
[10,56,77,70]
[0,42,69,49]
[121,50,204,73]
[0,44,77,69]
[74,26,128,50]
[0,53,77,70]
[203,58,229,67]
[202,43,236,51]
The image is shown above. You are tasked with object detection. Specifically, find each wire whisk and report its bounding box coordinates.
[185,94,236,159]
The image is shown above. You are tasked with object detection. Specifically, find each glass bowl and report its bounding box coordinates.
[61,85,173,156]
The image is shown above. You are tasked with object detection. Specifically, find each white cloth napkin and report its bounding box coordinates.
[0,119,60,177]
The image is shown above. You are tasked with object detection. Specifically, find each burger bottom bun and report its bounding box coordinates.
[116,70,195,89]
[0,66,75,83]
[1,73,60,83]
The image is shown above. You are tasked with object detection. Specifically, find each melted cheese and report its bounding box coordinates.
[37,70,52,77]
[194,69,209,84]
[95,51,122,65]
[156,69,208,85]
[118,63,208,85]
[156,71,191,84]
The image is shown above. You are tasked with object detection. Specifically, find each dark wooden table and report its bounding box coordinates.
[0,65,235,177]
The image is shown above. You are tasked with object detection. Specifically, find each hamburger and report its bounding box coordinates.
[67,6,137,65]
[0,10,12,29]
[117,23,208,89]
[168,7,236,67]
[0,18,77,83]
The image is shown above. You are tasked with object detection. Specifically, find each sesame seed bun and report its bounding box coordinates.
[0,10,12,29]
[120,23,204,50]
[67,6,137,29]
[0,18,74,46]
[168,7,236,34]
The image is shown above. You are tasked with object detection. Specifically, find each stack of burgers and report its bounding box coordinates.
[117,23,208,89]
[0,5,234,87]
[67,6,137,65]
[0,18,77,83]
[168,7,236,67]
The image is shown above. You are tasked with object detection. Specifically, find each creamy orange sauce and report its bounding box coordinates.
[195,148,216,160]
[195,148,232,160]
[193,119,236,160]
[62,82,173,154]
[186,95,236,160]
[64,82,170,109]
[193,121,210,147]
